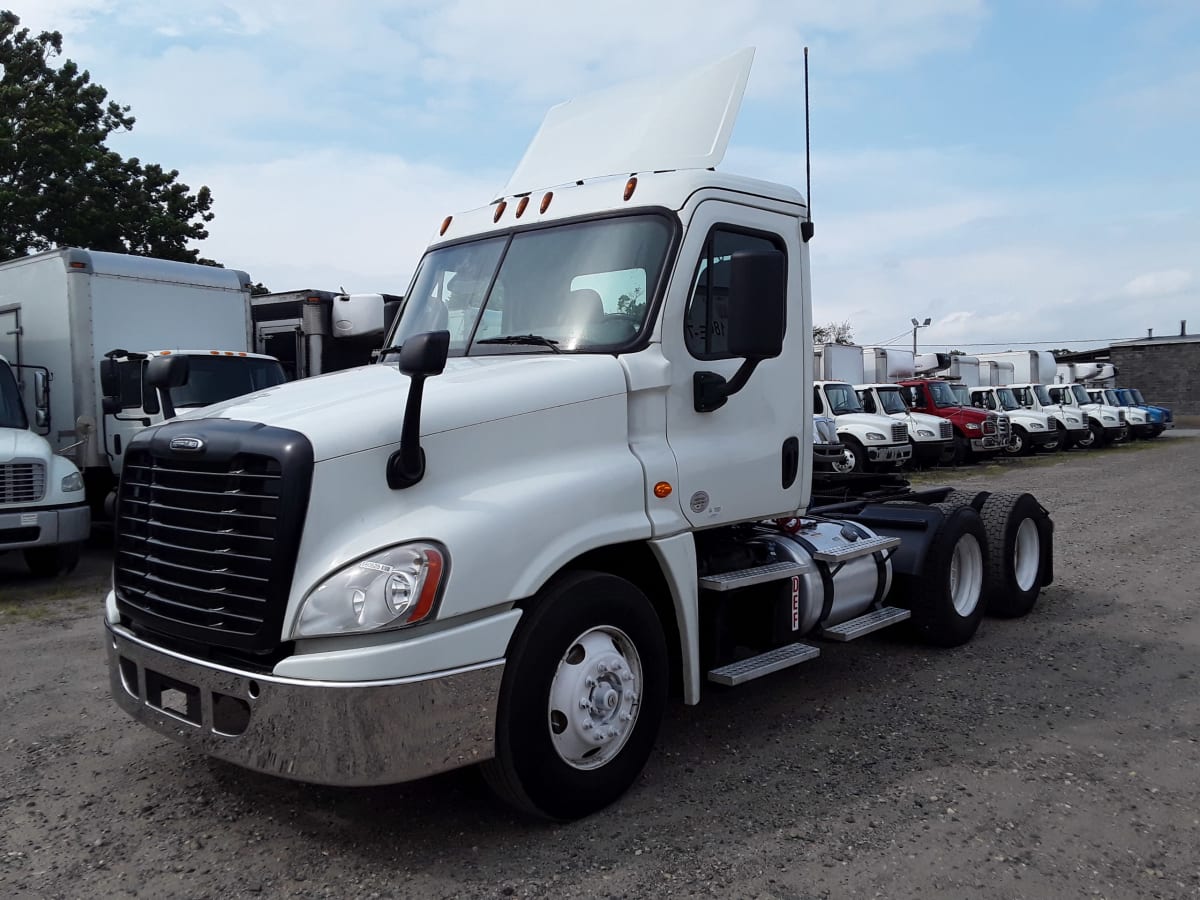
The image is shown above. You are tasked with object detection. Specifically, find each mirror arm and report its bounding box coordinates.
[157,389,176,420]
[694,358,762,413]
[387,375,430,489]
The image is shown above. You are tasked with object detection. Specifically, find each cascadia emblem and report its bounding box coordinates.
[169,436,205,452]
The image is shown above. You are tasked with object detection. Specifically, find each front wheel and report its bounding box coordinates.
[1004,426,1030,456]
[832,436,866,474]
[482,571,668,820]
[1075,421,1101,449]
[24,543,82,578]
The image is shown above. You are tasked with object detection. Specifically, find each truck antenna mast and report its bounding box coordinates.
[801,46,815,243]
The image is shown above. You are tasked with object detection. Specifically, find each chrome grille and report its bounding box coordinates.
[0,463,46,504]
[996,415,1011,441]
[891,423,907,443]
[114,423,312,654]
[939,420,953,440]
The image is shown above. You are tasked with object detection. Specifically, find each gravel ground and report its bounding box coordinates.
[2,433,1198,899]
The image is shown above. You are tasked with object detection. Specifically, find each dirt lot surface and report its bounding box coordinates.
[2,434,1198,899]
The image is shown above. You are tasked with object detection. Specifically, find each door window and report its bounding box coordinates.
[685,227,784,359]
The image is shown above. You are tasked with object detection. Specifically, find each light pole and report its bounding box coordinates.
[911,317,931,356]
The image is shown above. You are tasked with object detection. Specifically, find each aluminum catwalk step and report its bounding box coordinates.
[707,642,820,686]
[698,561,809,592]
[809,534,900,563]
[817,606,911,642]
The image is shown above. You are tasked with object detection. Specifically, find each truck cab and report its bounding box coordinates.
[967,386,1058,455]
[0,355,89,575]
[1121,388,1172,433]
[103,49,1054,821]
[855,382,952,466]
[1003,383,1090,449]
[1087,388,1158,439]
[98,350,288,476]
[896,378,1008,465]
[812,381,912,473]
[1046,383,1127,446]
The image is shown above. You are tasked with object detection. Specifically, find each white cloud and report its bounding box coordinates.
[1123,269,1191,298]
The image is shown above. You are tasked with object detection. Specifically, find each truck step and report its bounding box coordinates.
[707,643,820,686]
[809,534,900,563]
[699,561,809,592]
[817,606,911,642]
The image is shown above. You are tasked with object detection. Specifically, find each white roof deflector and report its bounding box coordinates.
[503,47,755,197]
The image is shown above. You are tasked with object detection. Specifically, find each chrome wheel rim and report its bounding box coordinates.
[548,626,642,771]
[832,448,856,475]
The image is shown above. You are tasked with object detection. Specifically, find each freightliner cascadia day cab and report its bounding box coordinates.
[0,249,288,516]
[105,50,1055,820]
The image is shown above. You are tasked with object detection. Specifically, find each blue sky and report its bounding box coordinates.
[18,0,1200,353]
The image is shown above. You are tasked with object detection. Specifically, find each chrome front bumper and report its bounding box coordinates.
[0,502,90,550]
[107,622,503,786]
[866,443,912,463]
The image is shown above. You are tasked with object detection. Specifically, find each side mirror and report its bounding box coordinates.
[102,397,122,415]
[398,330,450,377]
[33,369,50,410]
[387,330,450,489]
[145,355,190,420]
[99,358,120,400]
[725,250,786,360]
[694,249,786,413]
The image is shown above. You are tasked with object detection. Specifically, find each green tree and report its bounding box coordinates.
[0,10,216,262]
[813,320,853,345]
[616,287,645,319]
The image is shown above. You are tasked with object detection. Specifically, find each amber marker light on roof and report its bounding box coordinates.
[540,192,553,213]
[515,196,529,218]
[653,481,673,499]
[624,176,638,201]
[493,201,507,223]
[440,216,453,236]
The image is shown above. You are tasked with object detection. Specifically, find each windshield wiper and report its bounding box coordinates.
[475,334,562,354]
[377,346,404,359]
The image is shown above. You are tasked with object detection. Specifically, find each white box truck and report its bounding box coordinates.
[0,248,287,515]
[104,50,1055,821]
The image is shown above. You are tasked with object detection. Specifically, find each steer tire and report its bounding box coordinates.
[977,491,1049,618]
[24,543,81,578]
[891,506,988,648]
[481,570,667,821]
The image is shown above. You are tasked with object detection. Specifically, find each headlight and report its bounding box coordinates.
[965,422,981,432]
[1067,416,1081,425]
[293,542,446,639]
[1102,415,1115,422]
[865,432,886,441]
[1029,422,1044,430]
[61,472,84,492]
[917,429,934,438]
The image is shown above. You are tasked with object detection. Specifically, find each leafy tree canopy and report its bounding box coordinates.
[813,320,854,345]
[0,10,217,263]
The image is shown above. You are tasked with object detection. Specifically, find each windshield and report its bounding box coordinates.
[0,361,28,429]
[387,215,674,356]
[949,384,971,406]
[927,380,959,408]
[875,388,908,414]
[823,383,864,414]
[1070,384,1091,405]
[1131,388,1146,404]
[1103,389,1122,406]
[171,357,288,408]
[1033,384,1053,405]
[996,388,1021,410]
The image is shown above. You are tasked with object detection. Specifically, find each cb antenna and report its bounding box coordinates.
[801,46,815,243]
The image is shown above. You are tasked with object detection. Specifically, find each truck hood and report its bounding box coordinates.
[0,426,52,464]
[182,355,630,462]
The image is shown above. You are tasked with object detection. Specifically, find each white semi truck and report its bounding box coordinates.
[966,386,1058,455]
[0,354,90,575]
[104,50,1054,821]
[0,249,288,515]
[971,351,1090,449]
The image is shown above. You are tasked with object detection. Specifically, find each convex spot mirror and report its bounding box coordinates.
[398,330,450,377]
[724,249,786,361]
[146,354,190,391]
